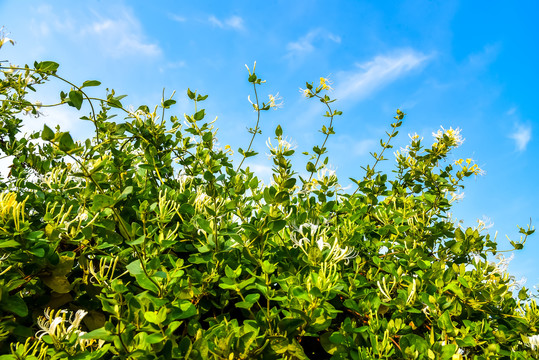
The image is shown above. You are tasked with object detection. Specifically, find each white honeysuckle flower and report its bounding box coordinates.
[36,308,67,340]
[299,222,318,237]
[316,167,337,182]
[492,253,513,275]
[326,239,357,265]
[377,279,393,302]
[245,61,256,76]
[406,278,417,305]
[76,212,89,222]
[267,92,283,109]
[408,133,423,141]
[449,191,465,203]
[477,215,494,231]
[526,334,539,350]
[35,307,96,351]
[432,126,464,147]
[316,237,331,251]
[266,137,296,156]
[66,309,88,334]
[194,188,211,212]
[471,252,483,264]
[299,87,312,97]
[289,221,358,266]
[512,276,527,290]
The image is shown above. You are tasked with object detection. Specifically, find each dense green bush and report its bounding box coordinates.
[0,38,537,359]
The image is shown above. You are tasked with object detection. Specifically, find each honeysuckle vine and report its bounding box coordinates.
[0,34,537,359]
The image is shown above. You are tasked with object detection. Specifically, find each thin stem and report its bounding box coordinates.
[308,96,334,182]
[236,82,261,172]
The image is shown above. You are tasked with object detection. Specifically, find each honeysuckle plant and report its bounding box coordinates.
[0,36,537,360]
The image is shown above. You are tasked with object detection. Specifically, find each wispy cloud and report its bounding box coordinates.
[467,43,500,68]
[169,13,186,23]
[353,139,377,156]
[334,50,430,103]
[506,107,517,116]
[159,60,187,73]
[208,15,245,30]
[83,9,161,58]
[286,29,341,57]
[509,122,532,152]
[19,4,161,59]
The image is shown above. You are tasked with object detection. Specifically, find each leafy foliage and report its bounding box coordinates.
[0,41,537,359]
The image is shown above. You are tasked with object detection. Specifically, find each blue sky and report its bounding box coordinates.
[1,1,538,286]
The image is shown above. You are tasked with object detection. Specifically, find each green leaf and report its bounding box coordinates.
[29,247,45,257]
[437,311,456,334]
[444,282,464,299]
[146,332,165,344]
[278,318,305,336]
[58,132,75,152]
[399,334,429,354]
[269,219,286,232]
[518,287,528,301]
[245,293,260,303]
[187,88,196,99]
[172,300,197,319]
[144,308,167,324]
[225,264,242,279]
[0,240,20,248]
[194,109,205,121]
[0,295,28,317]
[126,260,143,275]
[42,275,71,293]
[329,332,346,344]
[163,99,176,108]
[69,90,84,110]
[91,194,116,212]
[41,124,54,141]
[80,328,114,341]
[261,260,276,274]
[81,80,101,88]
[118,186,133,200]
[306,161,316,172]
[135,274,159,293]
[37,61,59,72]
[107,98,122,108]
[193,109,205,120]
[458,277,470,289]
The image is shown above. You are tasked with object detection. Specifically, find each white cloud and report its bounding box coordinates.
[353,139,377,156]
[506,107,517,116]
[509,123,532,152]
[286,29,341,57]
[208,15,245,30]
[169,13,186,22]
[83,10,161,58]
[334,50,430,103]
[159,60,187,73]
[24,4,161,59]
[245,162,273,185]
[466,43,500,69]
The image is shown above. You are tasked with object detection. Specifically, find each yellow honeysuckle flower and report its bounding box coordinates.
[319,77,333,91]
